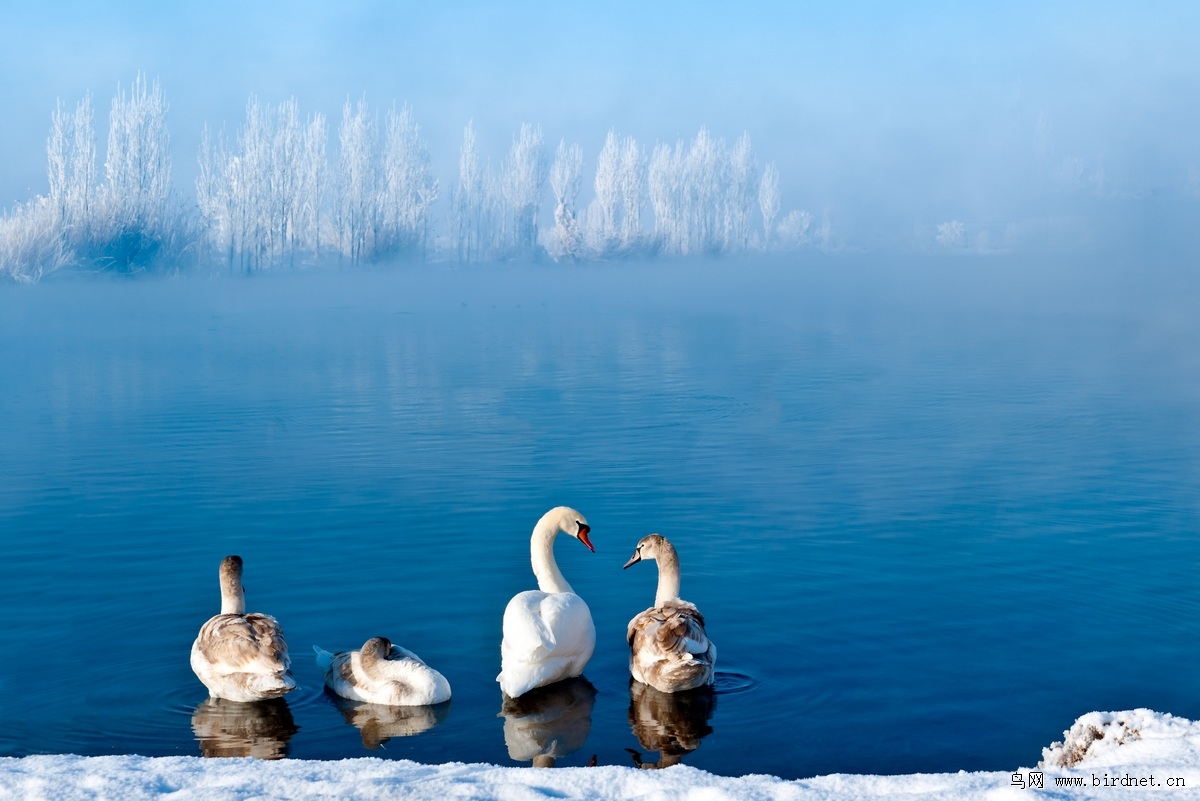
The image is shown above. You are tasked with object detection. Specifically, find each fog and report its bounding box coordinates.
[2,1,1198,257]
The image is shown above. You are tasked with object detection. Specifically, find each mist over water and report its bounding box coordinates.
[1,254,1198,776]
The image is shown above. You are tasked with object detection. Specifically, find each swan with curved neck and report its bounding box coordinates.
[191,555,297,702]
[314,635,451,707]
[623,534,716,693]
[498,506,596,698]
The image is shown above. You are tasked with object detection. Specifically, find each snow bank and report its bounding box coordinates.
[1041,708,1200,770]
[2,709,1199,801]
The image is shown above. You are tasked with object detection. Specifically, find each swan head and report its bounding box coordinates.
[623,534,673,569]
[362,637,392,658]
[220,554,244,581]
[541,506,594,552]
[360,637,393,672]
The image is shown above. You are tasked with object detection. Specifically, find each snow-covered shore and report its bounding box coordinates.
[3,709,1198,800]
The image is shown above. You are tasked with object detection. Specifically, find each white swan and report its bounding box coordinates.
[497,506,596,698]
[314,636,451,706]
[623,534,716,693]
[190,555,297,702]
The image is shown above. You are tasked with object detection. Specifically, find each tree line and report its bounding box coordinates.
[1,77,820,281]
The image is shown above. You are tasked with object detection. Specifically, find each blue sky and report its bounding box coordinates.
[2,1,1197,247]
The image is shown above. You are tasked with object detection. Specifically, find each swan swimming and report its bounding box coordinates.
[623,534,716,693]
[314,636,451,706]
[190,555,297,702]
[497,506,596,698]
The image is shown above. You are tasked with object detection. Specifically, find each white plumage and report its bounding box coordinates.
[497,506,596,698]
[315,636,451,707]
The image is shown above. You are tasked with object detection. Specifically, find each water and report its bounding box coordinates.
[1,255,1198,778]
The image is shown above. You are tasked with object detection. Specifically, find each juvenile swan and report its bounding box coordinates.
[497,507,596,698]
[314,637,451,707]
[623,534,716,693]
[191,555,297,702]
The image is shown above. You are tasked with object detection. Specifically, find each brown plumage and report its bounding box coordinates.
[190,555,296,702]
[196,614,289,670]
[624,534,717,693]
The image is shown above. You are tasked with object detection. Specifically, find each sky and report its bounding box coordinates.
[2,1,1198,250]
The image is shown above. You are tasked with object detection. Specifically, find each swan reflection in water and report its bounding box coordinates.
[191,696,299,759]
[328,692,451,750]
[626,680,717,769]
[500,676,597,767]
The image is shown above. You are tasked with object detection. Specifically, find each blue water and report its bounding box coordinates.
[1,255,1198,778]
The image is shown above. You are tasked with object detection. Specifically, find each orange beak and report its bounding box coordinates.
[577,524,595,552]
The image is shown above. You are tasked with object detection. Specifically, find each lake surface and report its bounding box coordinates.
[2,254,1199,778]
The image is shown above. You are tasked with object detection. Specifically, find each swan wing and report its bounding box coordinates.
[196,613,291,675]
[499,591,595,697]
[192,614,296,701]
[370,645,452,705]
[628,601,716,693]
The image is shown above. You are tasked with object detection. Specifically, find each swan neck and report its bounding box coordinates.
[219,575,245,615]
[360,645,383,675]
[531,519,573,594]
[654,547,682,608]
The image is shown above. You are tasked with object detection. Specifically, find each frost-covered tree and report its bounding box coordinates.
[14,75,181,275]
[618,136,645,249]
[685,127,724,254]
[777,209,814,246]
[936,220,966,248]
[273,98,302,259]
[297,110,328,257]
[104,74,171,243]
[548,139,583,261]
[196,96,327,270]
[502,123,546,253]
[235,96,273,266]
[645,127,776,256]
[195,124,233,263]
[0,197,73,282]
[8,82,823,276]
[47,102,69,220]
[758,162,780,247]
[334,97,379,263]
[378,104,438,258]
[593,130,621,248]
[726,132,756,251]
[648,140,683,253]
[46,94,97,244]
[453,121,484,261]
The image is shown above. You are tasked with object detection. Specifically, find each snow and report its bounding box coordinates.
[2,709,1198,800]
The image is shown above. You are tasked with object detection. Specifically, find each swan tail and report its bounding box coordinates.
[313,645,334,675]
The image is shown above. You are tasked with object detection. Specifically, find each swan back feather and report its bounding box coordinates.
[191,555,296,702]
[499,590,595,697]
